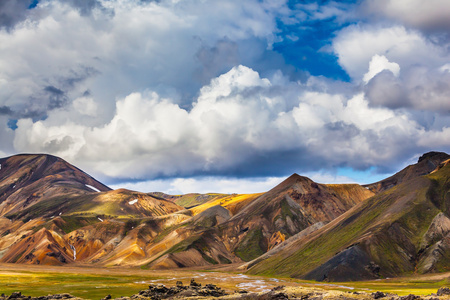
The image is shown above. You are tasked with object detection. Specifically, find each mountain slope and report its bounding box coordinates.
[364,151,449,193]
[217,174,374,262]
[0,154,110,216]
[7,188,184,221]
[247,153,450,281]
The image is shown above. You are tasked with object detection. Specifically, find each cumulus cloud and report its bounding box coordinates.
[365,64,450,112]
[13,65,437,183]
[0,0,293,124]
[363,54,400,83]
[332,25,445,81]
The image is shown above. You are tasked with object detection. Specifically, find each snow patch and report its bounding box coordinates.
[59,212,62,216]
[0,164,2,169]
[85,184,101,192]
[129,199,138,205]
[98,217,103,222]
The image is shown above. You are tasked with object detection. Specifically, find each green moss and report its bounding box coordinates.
[58,216,100,234]
[166,235,202,254]
[174,193,228,208]
[218,254,232,264]
[201,253,218,265]
[235,228,265,262]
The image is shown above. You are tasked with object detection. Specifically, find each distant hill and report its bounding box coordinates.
[150,192,229,208]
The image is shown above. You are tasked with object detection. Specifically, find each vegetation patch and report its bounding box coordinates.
[235,228,265,262]
[58,216,100,234]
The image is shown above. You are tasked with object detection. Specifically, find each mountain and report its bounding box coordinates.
[246,152,450,281]
[0,154,110,216]
[364,151,449,193]
[2,151,449,280]
[0,154,185,266]
[214,174,374,262]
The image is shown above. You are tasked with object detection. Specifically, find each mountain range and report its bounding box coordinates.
[0,151,449,281]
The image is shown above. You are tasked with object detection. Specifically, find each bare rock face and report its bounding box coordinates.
[417,213,450,273]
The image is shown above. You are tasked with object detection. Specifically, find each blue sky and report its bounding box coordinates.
[0,0,449,193]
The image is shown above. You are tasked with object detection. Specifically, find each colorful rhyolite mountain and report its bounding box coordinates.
[0,152,449,282]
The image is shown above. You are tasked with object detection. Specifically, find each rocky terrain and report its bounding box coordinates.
[3,283,450,300]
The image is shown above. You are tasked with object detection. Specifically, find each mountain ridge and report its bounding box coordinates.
[0,151,448,281]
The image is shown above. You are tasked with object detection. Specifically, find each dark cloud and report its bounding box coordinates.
[0,106,13,115]
[63,66,99,88]
[364,70,407,109]
[44,86,67,110]
[365,67,450,113]
[0,0,33,29]
[65,0,106,16]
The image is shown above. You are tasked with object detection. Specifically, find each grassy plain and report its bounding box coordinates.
[0,264,450,299]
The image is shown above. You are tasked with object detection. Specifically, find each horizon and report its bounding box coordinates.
[0,0,449,194]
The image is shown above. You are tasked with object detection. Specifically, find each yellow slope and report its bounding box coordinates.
[191,193,263,216]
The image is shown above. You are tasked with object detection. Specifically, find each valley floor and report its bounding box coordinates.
[1,264,450,299]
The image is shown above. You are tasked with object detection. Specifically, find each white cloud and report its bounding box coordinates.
[111,176,287,194]
[111,172,365,194]
[0,0,289,124]
[13,65,432,182]
[73,97,98,116]
[363,54,400,83]
[3,0,450,189]
[333,25,444,81]
[417,127,450,148]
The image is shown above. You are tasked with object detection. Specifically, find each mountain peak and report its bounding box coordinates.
[418,151,449,163]
[271,173,312,192]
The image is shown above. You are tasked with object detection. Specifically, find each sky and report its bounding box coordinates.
[1,0,450,194]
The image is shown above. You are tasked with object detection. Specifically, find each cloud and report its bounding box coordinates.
[365,64,450,112]
[0,0,32,29]
[2,0,450,190]
[363,54,400,83]
[112,176,287,194]
[0,0,292,125]
[14,65,441,183]
[332,25,445,81]
[361,0,450,34]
